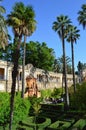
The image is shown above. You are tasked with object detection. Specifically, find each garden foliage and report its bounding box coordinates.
[69,82,86,110]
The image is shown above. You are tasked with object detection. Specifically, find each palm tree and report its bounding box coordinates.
[66,25,80,92]
[57,55,72,96]
[58,55,71,72]
[0,0,8,49]
[20,4,36,98]
[7,2,36,130]
[52,15,71,109]
[77,4,86,82]
[77,4,86,29]
[53,59,61,73]
[0,0,5,14]
[53,56,72,74]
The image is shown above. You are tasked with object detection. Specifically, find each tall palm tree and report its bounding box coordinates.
[77,4,86,29]
[21,4,36,98]
[52,15,71,109]
[66,25,80,92]
[0,0,8,49]
[7,2,36,130]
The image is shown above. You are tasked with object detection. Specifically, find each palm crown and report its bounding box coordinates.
[52,15,71,39]
[7,2,36,38]
[78,4,86,29]
[66,25,80,43]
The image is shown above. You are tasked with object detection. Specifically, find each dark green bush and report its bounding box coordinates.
[0,92,31,129]
[72,119,86,130]
[20,116,51,130]
[69,82,86,110]
[47,120,71,130]
[13,93,31,124]
[0,92,10,128]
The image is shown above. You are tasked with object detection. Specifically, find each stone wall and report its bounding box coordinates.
[0,60,78,92]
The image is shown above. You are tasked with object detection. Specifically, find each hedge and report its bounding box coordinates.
[19,116,51,130]
[72,119,86,130]
[47,120,71,130]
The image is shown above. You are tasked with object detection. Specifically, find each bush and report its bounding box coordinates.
[51,88,62,99]
[0,92,31,129]
[41,89,52,98]
[0,92,10,126]
[29,96,42,116]
[19,116,51,130]
[72,119,86,130]
[13,93,31,124]
[69,82,86,110]
[47,120,71,130]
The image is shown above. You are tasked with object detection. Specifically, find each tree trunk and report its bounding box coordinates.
[62,74,64,96]
[62,27,69,109]
[71,41,76,92]
[9,37,21,130]
[6,60,8,92]
[21,35,26,98]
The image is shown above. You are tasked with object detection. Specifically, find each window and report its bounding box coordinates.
[0,68,4,80]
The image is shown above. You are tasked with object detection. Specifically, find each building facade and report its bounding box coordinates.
[0,60,78,92]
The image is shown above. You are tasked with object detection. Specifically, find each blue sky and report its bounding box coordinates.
[1,0,86,70]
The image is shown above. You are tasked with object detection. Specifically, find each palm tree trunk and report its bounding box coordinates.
[9,37,21,130]
[62,74,64,96]
[21,35,26,98]
[71,41,76,92]
[62,27,69,109]
[9,48,20,130]
[6,60,8,92]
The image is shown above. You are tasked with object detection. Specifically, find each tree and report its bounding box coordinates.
[55,55,72,96]
[25,41,55,71]
[7,2,36,130]
[66,25,80,92]
[77,4,86,29]
[19,3,36,98]
[0,0,8,92]
[53,59,61,73]
[25,41,40,66]
[0,0,8,49]
[77,4,86,82]
[77,61,86,82]
[52,15,71,108]
[58,55,72,74]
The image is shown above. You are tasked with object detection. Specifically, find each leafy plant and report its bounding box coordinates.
[51,88,62,98]
[13,93,31,124]
[0,92,10,129]
[69,82,86,110]
[41,89,52,98]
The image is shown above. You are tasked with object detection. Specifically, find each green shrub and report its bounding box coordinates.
[72,119,86,130]
[13,93,31,124]
[51,88,62,98]
[41,88,62,99]
[48,120,60,129]
[48,120,71,130]
[69,82,86,110]
[0,92,31,129]
[0,92,10,127]
[41,89,52,98]
[20,116,51,130]
[29,96,42,116]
